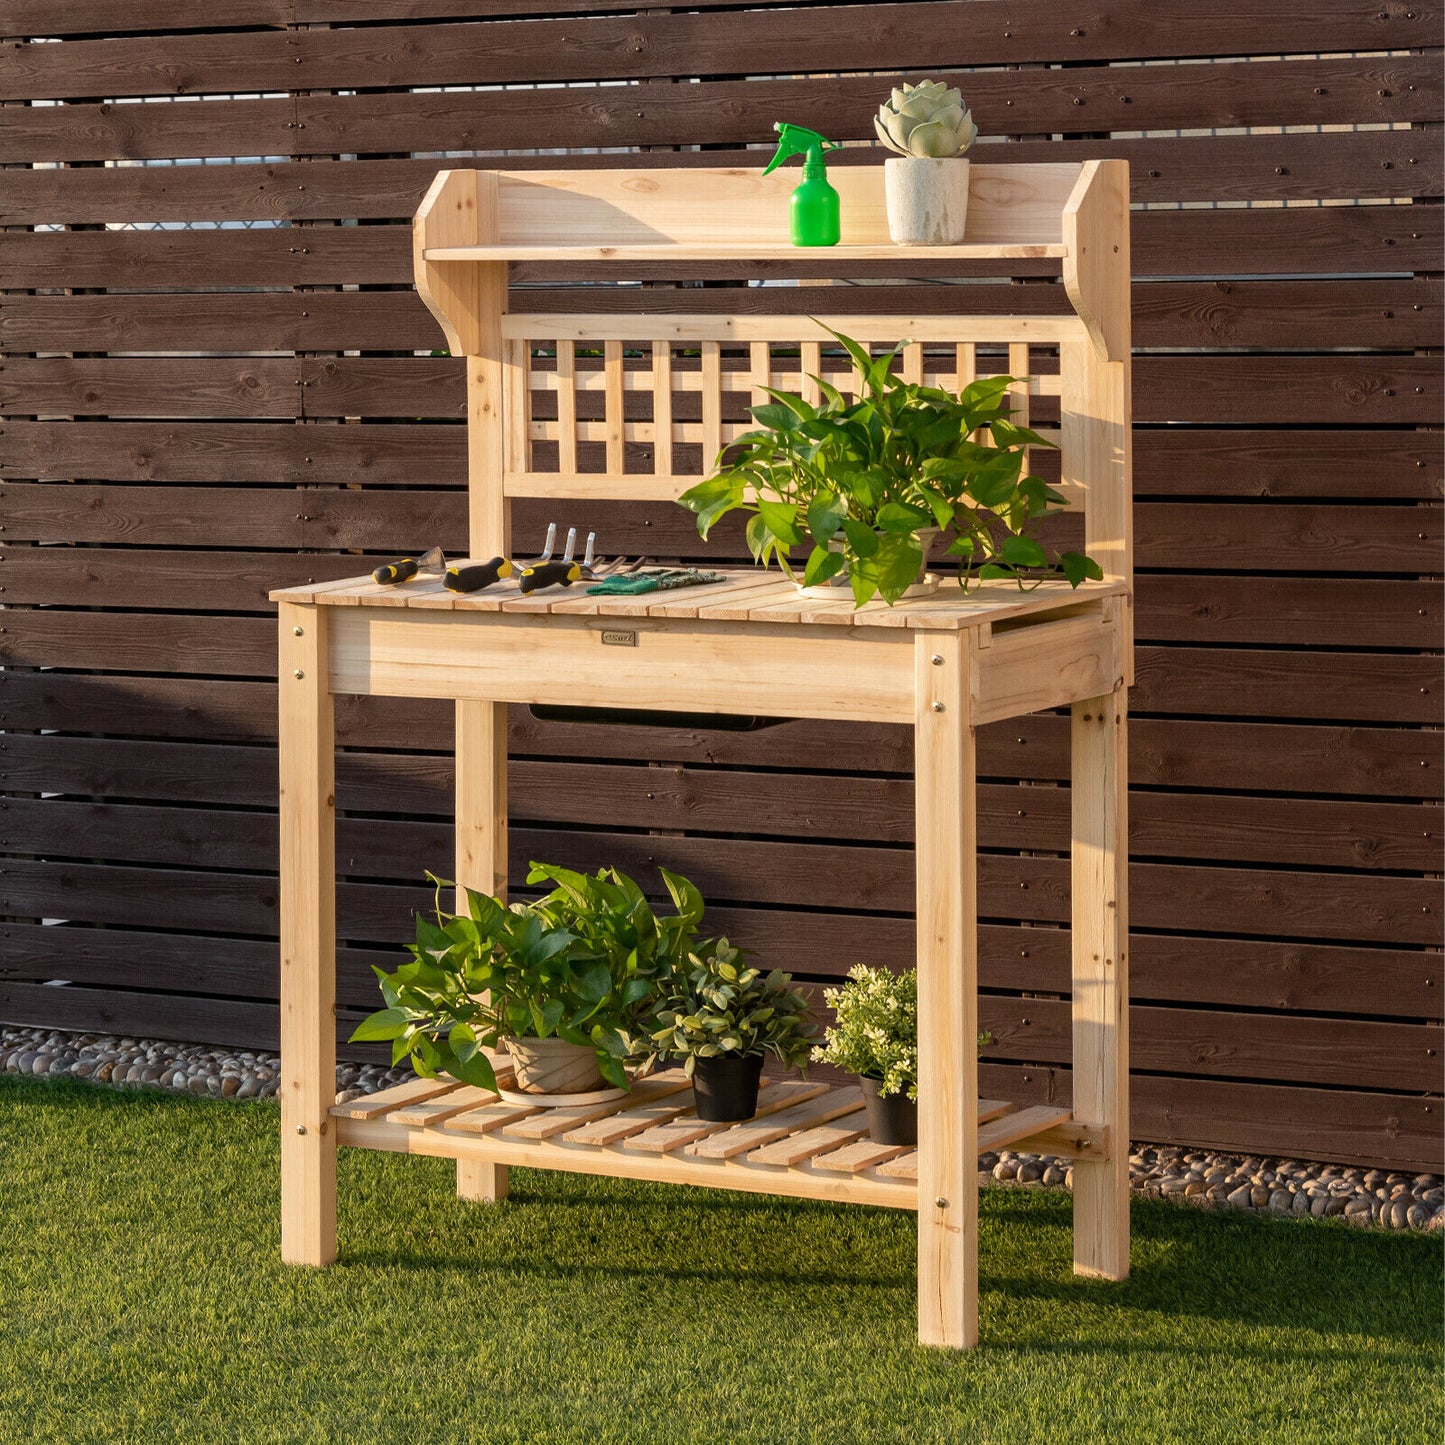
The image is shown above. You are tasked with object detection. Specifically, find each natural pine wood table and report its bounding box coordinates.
[273,160,1133,1350]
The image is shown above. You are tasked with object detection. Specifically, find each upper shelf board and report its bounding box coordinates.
[414,160,1130,363]
[423,240,1069,263]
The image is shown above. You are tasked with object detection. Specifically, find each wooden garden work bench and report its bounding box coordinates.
[272,161,1132,1350]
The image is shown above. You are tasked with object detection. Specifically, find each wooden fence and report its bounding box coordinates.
[0,1,1439,1169]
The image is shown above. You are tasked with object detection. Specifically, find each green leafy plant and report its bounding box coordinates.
[648,939,816,1076]
[350,863,704,1091]
[810,964,990,1101]
[875,79,978,158]
[678,323,1101,607]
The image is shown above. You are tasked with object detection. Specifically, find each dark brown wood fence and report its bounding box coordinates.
[1,1,1439,1169]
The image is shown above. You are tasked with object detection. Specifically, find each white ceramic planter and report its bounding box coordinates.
[797,528,941,601]
[884,157,970,246]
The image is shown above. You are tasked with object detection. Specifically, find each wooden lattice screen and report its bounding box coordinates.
[0,1,1439,1168]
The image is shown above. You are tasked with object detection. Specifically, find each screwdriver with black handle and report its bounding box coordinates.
[517,558,581,594]
[372,545,445,585]
[444,556,512,593]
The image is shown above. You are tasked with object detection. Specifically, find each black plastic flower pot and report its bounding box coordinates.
[859,1074,917,1146]
[691,1052,763,1122]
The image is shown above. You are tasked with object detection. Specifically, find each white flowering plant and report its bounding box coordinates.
[811,964,989,1101]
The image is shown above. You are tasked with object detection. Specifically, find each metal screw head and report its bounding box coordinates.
[293,669,304,679]
[931,654,944,666]
[934,1196,949,1209]
[296,1125,307,1136]
[931,701,945,713]
[292,625,303,636]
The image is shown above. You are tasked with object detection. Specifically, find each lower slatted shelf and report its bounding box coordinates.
[330,1074,1082,1211]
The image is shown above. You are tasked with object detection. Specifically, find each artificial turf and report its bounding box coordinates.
[0,1076,1439,1445]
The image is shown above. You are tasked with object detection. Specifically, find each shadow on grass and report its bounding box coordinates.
[7,1076,1438,1352]
[341,1174,1439,1347]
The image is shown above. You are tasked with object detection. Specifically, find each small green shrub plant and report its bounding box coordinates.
[648,939,816,1076]
[812,964,989,1100]
[351,863,705,1091]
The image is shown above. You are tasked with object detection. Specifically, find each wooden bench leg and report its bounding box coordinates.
[455,697,510,1204]
[457,1158,510,1202]
[914,633,980,1349]
[279,602,338,1266]
[1071,691,1130,1279]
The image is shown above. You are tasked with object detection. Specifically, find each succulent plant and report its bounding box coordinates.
[874,79,978,159]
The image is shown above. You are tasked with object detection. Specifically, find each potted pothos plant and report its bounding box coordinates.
[678,323,1101,607]
[351,862,704,1097]
[647,939,816,1121]
[811,964,991,1146]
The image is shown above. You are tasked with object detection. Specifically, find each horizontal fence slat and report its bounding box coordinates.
[6,766,1439,872]
[0,839,1437,946]
[1,912,1436,1024]
[2,685,1437,800]
[4,206,1440,290]
[1131,647,1442,726]
[11,355,1435,426]
[1134,505,1443,575]
[2,133,1436,227]
[17,55,1436,164]
[0,421,463,486]
[0,359,304,420]
[4,423,1436,501]
[4,279,1440,354]
[4,3,1439,100]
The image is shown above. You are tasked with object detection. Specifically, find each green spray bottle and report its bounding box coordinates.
[763,122,841,247]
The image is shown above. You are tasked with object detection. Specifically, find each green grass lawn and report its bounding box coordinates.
[0,1077,1439,1445]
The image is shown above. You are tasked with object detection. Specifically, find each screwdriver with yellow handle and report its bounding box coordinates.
[372,545,446,585]
[444,556,512,593]
[518,526,582,594]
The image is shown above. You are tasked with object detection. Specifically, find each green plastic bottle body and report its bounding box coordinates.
[791,158,840,247]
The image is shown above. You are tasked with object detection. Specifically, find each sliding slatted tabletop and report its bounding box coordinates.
[330,1075,1073,1212]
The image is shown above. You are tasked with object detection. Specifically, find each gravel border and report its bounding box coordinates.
[5,1025,1441,1232]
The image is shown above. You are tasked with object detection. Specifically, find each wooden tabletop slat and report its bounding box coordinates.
[689,1086,864,1161]
[691,576,801,621]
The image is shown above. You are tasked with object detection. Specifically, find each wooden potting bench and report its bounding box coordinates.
[273,160,1132,1350]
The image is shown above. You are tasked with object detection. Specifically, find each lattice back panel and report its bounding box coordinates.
[498,319,1071,507]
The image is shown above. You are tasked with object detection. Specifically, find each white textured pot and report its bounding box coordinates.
[884,157,970,246]
[506,1035,602,1095]
[798,528,941,601]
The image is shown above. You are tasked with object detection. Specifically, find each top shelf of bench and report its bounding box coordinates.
[423,241,1069,263]
[415,160,1131,362]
